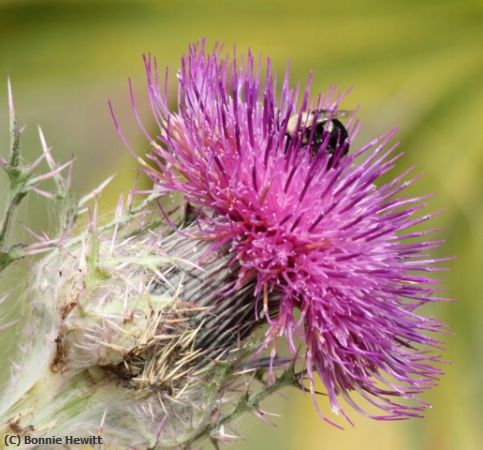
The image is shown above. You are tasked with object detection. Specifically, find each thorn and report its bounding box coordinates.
[31,186,57,199]
[37,126,56,169]
[7,77,15,117]
[28,158,74,184]
[0,318,18,331]
[78,175,115,207]
[109,194,124,254]
[97,408,107,435]
[252,406,278,426]
[37,126,70,194]
[66,155,74,188]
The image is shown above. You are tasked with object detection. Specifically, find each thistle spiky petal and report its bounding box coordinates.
[134,40,447,423]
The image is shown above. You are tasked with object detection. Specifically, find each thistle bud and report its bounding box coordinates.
[1,207,275,448]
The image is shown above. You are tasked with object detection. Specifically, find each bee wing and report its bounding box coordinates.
[286,110,353,134]
[317,109,352,120]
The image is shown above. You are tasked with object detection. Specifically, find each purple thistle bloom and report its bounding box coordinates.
[130,41,447,425]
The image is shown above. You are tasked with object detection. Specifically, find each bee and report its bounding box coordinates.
[286,110,350,164]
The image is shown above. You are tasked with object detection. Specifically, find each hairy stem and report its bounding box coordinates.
[183,367,301,448]
[0,190,26,251]
[0,82,23,252]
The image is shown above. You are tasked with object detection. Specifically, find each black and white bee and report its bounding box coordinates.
[286,110,350,165]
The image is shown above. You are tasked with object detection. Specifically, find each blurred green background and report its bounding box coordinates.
[0,0,481,449]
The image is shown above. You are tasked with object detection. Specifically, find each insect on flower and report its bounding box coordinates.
[285,109,350,166]
[117,40,448,428]
[0,39,450,450]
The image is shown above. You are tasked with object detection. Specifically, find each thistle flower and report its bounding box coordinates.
[136,41,447,425]
[0,41,448,450]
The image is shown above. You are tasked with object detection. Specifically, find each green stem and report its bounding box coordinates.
[183,368,301,448]
[1,93,21,251]
[0,190,26,251]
